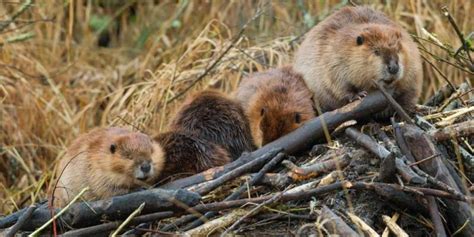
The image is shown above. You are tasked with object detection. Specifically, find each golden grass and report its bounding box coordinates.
[0,0,472,214]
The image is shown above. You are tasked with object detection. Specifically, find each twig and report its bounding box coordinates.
[0,0,32,31]
[283,148,351,181]
[372,80,413,124]
[0,32,35,47]
[164,152,286,231]
[382,213,400,237]
[185,209,248,236]
[193,148,282,195]
[5,204,37,237]
[320,206,358,236]
[430,120,474,141]
[347,212,380,237]
[221,190,286,236]
[382,215,409,237]
[167,6,266,103]
[28,187,89,237]
[426,196,447,237]
[110,202,145,237]
[441,7,474,68]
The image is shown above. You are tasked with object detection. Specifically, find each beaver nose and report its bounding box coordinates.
[140,163,151,173]
[387,60,399,75]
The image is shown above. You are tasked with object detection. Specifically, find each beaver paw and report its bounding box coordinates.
[346,91,368,102]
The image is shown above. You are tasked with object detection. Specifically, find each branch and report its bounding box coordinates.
[0,0,32,32]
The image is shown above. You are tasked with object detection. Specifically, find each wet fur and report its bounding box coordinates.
[294,6,422,115]
[53,127,164,207]
[153,131,231,182]
[235,66,315,146]
[169,90,255,160]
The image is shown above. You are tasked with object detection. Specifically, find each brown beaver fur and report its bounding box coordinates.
[235,66,316,146]
[168,90,255,160]
[294,6,422,115]
[53,127,164,207]
[153,131,231,183]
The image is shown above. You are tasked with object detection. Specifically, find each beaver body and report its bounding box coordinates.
[294,6,422,114]
[169,90,255,160]
[53,127,164,207]
[235,66,315,146]
[153,131,231,182]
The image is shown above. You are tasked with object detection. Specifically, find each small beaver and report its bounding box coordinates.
[153,131,231,182]
[53,127,164,207]
[235,66,316,146]
[294,6,422,114]
[168,90,255,160]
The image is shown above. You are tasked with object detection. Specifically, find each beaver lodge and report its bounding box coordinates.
[0,1,473,236]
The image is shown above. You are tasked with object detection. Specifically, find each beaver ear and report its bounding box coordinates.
[110,144,116,154]
[356,36,364,45]
[295,113,302,123]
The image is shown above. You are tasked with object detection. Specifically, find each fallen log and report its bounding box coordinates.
[161,91,388,190]
[0,188,200,231]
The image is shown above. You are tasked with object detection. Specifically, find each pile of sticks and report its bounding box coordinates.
[1,85,472,236]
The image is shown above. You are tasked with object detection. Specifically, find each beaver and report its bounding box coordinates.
[235,66,316,146]
[168,90,255,160]
[294,6,422,115]
[153,131,231,183]
[53,127,164,207]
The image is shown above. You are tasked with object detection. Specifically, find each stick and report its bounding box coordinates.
[429,120,474,141]
[320,205,358,236]
[373,80,414,124]
[382,215,409,237]
[28,187,89,237]
[221,190,285,236]
[161,91,389,190]
[5,204,37,237]
[283,151,351,181]
[185,209,248,236]
[164,152,286,231]
[347,212,380,237]
[110,202,145,237]
[427,196,447,237]
[193,149,282,195]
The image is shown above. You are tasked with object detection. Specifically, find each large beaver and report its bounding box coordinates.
[294,6,422,115]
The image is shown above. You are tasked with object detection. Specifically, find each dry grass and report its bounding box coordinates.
[0,0,472,215]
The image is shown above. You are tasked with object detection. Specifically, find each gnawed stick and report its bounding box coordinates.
[382,213,400,237]
[429,120,474,141]
[320,205,358,236]
[382,215,409,237]
[373,80,414,124]
[161,91,388,190]
[185,209,248,236]
[347,212,380,237]
[283,149,352,181]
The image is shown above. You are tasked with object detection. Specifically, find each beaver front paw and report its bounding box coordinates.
[345,91,368,103]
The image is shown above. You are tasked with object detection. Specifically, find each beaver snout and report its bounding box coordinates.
[387,60,399,75]
[135,161,153,180]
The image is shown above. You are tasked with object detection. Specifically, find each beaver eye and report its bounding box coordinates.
[295,113,302,124]
[260,107,267,116]
[110,144,116,154]
[356,36,364,45]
